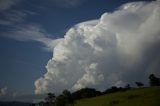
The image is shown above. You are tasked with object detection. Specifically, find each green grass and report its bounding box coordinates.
[74,87,160,106]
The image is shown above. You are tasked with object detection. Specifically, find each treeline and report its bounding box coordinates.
[31,74,160,106]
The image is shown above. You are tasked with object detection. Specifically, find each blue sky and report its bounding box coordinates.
[0,0,157,102]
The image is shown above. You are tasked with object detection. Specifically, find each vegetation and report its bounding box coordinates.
[74,87,160,106]
[45,93,56,103]
[149,74,160,86]
[54,90,73,106]
[103,86,129,94]
[72,88,101,100]
[41,74,160,106]
[135,82,144,88]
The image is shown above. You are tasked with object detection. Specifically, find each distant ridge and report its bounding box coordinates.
[0,101,31,106]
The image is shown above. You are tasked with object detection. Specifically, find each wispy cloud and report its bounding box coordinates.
[52,0,87,8]
[0,19,12,25]
[1,24,63,51]
[0,8,38,26]
[0,10,28,26]
[0,0,20,11]
[0,1,59,51]
[0,0,25,26]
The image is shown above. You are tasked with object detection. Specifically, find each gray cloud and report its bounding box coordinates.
[35,1,160,94]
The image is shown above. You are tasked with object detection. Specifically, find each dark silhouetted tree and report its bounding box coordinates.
[53,90,74,106]
[103,86,125,94]
[135,82,144,88]
[30,103,35,106]
[72,88,101,100]
[55,94,65,106]
[45,93,55,105]
[125,84,131,89]
[149,74,160,86]
[62,89,74,105]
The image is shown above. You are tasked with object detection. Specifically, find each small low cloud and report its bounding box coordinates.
[0,87,7,96]
[35,0,160,94]
[0,87,45,102]
[13,94,46,102]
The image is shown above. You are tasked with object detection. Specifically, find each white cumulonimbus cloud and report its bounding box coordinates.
[35,1,160,94]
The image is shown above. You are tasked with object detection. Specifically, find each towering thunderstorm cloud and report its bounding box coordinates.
[35,1,160,94]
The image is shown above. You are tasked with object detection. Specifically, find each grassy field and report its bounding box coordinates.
[74,86,160,106]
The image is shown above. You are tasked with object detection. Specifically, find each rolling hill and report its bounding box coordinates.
[74,86,160,106]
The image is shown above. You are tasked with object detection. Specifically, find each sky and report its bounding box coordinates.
[0,0,160,102]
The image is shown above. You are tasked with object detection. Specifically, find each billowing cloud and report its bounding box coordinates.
[35,1,160,94]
